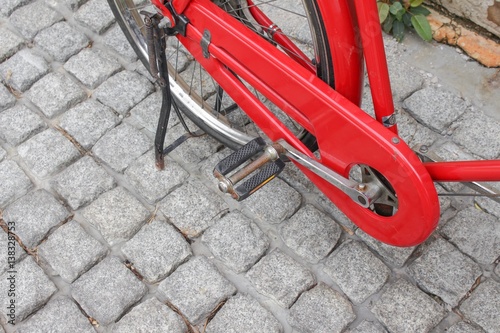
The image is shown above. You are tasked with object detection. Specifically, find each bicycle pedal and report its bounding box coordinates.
[214,138,285,201]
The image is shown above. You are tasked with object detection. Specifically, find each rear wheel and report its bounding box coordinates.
[107,0,334,150]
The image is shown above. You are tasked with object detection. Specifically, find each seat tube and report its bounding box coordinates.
[353,0,398,134]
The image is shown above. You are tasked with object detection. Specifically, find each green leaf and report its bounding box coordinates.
[395,8,405,21]
[410,0,424,7]
[409,6,431,16]
[403,12,412,27]
[378,2,390,23]
[393,20,405,41]
[382,14,395,34]
[390,2,403,15]
[411,14,433,41]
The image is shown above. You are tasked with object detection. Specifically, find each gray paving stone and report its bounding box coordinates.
[0,26,24,63]
[110,298,186,333]
[280,204,341,264]
[0,160,33,208]
[121,219,191,283]
[316,192,356,230]
[0,256,57,323]
[74,0,115,34]
[27,72,87,118]
[288,283,356,333]
[130,91,179,133]
[9,1,63,39]
[395,109,439,148]
[0,48,49,92]
[0,104,46,146]
[244,178,301,224]
[431,140,475,161]
[460,279,500,333]
[446,322,485,333]
[102,24,139,62]
[202,211,269,273]
[408,238,482,307]
[441,207,500,265]
[388,61,424,103]
[403,87,468,134]
[18,128,80,178]
[349,320,388,333]
[452,111,500,159]
[157,256,237,325]
[94,70,153,115]
[34,21,89,62]
[0,84,16,112]
[124,150,189,203]
[37,220,107,283]
[246,249,315,308]
[0,229,25,275]
[205,294,282,333]
[372,279,446,333]
[323,240,390,304]
[72,256,147,326]
[158,180,228,238]
[51,155,116,210]
[2,189,69,249]
[0,147,6,162]
[15,296,96,333]
[356,228,416,268]
[92,123,151,172]
[81,186,150,246]
[64,48,121,89]
[45,0,88,10]
[0,0,33,16]
[495,263,500,278]
[58,99,119,149]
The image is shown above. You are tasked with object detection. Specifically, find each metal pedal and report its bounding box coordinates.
[214,138,285,200]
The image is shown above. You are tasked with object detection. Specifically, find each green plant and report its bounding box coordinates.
[377,0,433,42]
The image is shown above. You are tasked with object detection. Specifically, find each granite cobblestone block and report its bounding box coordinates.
[202,211,270,273]
[408,238,482,307]
[34,21,89,62]
[372,279,446,333]
[64,48,122,89]
[51,155,116,210]
[103,24,139,62]
[0,0,33,17]
[246,249,315,308]
[130,91,179,132]
[18,128,80,178]
[2,189,69,249]
[323,240,390,304]
[15,296,96,333]
[0,26,24,63]
[0,229,25,274]
[27,72,87,118]
[37,220,107,283]
[288,283,356,333]
[0,147,6,162]
[121,219,192,283]
[205,294,282,333]
[245,178,302,224]
[9,0,63,39]
[280,204,341,263]
[403,87,468,134]
[0,160,33,208]
[81,186,150,246]
[74,0,115,34]
[58,99,119,149]
[0,256,57,323]
[441,207,500,265]
[158,256,237,325]
[0,84,16,112]
[111,298,186,333]
[124,150,189,203]
[0,48,49,92]
[92,123,151,172]
[446,322,485,333]
[0,104,46,146]
[72,256,147,326]
[349,320,388,333]
[158,180,228,238]
[460,279,500,333]
[94,70,153,115]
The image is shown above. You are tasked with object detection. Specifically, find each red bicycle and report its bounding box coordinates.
[108,0,500,246]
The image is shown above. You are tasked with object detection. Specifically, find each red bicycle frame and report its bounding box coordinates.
[151,0,500,246]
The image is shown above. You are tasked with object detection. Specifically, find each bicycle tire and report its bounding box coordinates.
[107,0,335,150]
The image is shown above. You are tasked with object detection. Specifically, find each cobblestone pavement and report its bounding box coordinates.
[1,1,500,332]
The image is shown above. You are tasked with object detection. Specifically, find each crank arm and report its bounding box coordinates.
[275,140,381,208]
